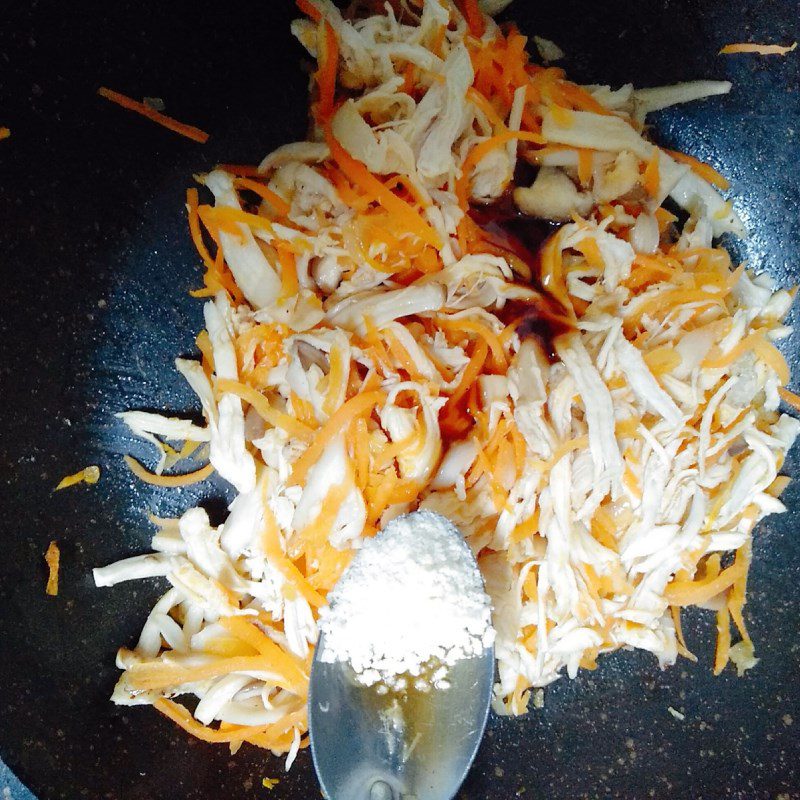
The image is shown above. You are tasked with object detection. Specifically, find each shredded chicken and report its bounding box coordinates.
[95,0,798,765]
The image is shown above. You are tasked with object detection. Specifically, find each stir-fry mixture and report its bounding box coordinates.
[94,0,799,765]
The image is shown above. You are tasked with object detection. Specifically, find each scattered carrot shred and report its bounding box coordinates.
[123,455,214,487]
[0,127,10,141]
[719,42,797,56]
[778,386,800,413]
[45,541,60,597]
[713,603,732,675]
[97,87,210,143]
[55,465,101,491]
[216,163,263,177]
[295,0,322,22]
[186,188,216,271]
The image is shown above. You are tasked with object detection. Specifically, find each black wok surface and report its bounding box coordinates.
[1,2,798,798]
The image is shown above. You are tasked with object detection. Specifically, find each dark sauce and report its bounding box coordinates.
[495,299,574,362]
[467,175,575,362]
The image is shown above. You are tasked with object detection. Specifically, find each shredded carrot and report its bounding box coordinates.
[123,456,214,487]
[315,22,339,121]
[511,509,540,544]
[643,150,660,197]
[260,486,327,607]
[665,557,747,607]
[295,0,322,21]
[201,205,277,239]
[575,237,604,270]
[217,163,263,177]
[233,178,291,217]
[291,391,318,429]
[727,542,752,642]
[457,0,486,38]
[216,379,313,441]
[466,87,506,129]
[549,104,574,127]
[703,329,768,370]
[362,316,393,372]
[219,618,308,683]
[323,345,348,416]
[625,288,727,333]
[298,482,353,550]
[155,698,280,744]
[382,174,430,209]
[366,474,416,523]
[670,605,697,662]
[383,329,425,380]
[440,339,489,436]
[654,206,679,232]
[438,315,508,372]
[325,127,441,248]
[289,390,386,486]
[97,87,209,143]
[753,337,790,385]
[713,603,732,675]
[276,245,300,300]
[55,465,101,491]
[374,429,418,471]
[131,652,304,694]
[430,23,447,58]
[553,81,612,115]
[779,386,800,413]
[577,149,593,187]
[186,188,216,272]
[549,435,589,467]
[45,541,60,596]
[720,42,797,56]
[352,417,371,490]
[401,62,416,96]
[539,234,572,314]
[456,129,546,207]
[196,329,215,375]
[644,345,682,376]
[0,127,10,141]
[662,148,730,190]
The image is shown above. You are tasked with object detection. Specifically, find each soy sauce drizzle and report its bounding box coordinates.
[467,183,575,362]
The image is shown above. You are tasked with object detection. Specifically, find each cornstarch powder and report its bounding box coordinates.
[318,511,494,691]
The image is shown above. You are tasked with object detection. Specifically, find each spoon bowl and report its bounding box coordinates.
[308,511,495,800]
[309,638,494,800]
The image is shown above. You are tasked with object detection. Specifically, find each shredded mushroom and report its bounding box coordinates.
[95,0,798,760]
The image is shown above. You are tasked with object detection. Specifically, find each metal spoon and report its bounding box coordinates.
[308,513,494,800]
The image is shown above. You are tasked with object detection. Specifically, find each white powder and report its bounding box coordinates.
[318,511,494,690]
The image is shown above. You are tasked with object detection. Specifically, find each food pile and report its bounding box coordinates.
[94,0,799,765]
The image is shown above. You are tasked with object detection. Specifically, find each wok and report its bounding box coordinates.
[0,1,798,798]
